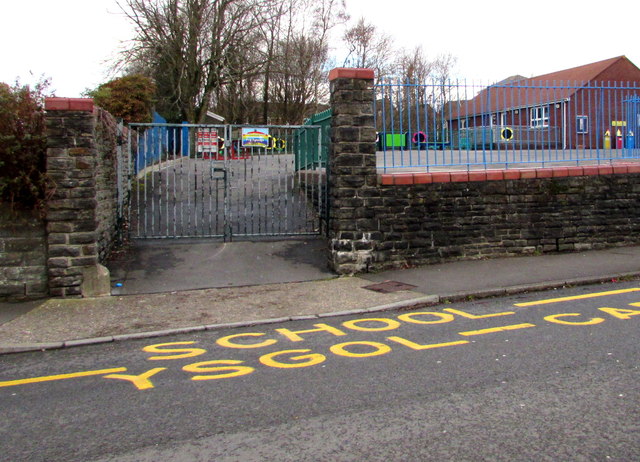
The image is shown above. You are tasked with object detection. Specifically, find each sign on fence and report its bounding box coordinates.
[241,127,270,148]
[197,129,218,152]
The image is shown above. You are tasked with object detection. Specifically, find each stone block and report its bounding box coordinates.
[334,154,365,167]
[48,245,82,258]
[25,280,48,296]
[70,256,98,267]
[81,264,111,297]
[75,158,94,169]
[65,286,83,297]
[49,275,82,288]
[48,267,83,278]
[69,232,97,245]
[47,157,75,170]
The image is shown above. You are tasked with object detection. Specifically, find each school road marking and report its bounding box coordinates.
[0,367,127,388]
[513,288,640,307]
[458,323,536,336]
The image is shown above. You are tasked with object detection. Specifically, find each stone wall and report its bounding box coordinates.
[94,108,120,261]
[0,207,48,300]
[0,98,121,299]
[43,98,119,297]
[327,68,379,273]
[369,166,640,271]
[327,68,640,274]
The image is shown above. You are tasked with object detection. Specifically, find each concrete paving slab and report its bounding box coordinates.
[0,277,422,345]
[107,237,335,295]
[0,299,46,326]
[4,240,640,353]
[360,246,640,295]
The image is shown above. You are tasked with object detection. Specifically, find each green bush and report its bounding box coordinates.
[0,81,49,211]
[87,74,156,124]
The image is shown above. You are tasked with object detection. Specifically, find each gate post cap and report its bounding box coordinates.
[45,97,94,112]
[329,68,375,81]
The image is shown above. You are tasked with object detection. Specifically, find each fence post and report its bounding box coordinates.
[328,68,378,274]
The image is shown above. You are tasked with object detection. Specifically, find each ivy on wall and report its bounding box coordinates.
[0,81,49,212]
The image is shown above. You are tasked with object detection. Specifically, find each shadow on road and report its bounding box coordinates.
[107,236,335,295]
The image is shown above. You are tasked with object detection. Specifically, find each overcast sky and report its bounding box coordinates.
[1,0,639,97]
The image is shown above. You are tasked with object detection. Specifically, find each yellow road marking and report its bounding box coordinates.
[543,313,604,325]
[444,308,515,319]
[458,323,536,336]
[387,337,469,350]
[103,368,167,390]
[514,288,640,307]
[0,367,127,388]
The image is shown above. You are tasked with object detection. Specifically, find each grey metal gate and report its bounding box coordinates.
[122,123,327,239]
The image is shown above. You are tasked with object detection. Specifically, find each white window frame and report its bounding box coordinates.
[459,118,467,129]
[499,112,507,126]
[530,106,549,128]
[576,115,589,134]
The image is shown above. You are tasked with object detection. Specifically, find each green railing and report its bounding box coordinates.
[294,108,331,170]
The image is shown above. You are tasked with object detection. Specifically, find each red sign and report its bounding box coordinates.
[197,130,218,152]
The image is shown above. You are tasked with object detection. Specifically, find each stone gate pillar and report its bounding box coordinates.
[44,98,110,297]
[327,68,378,274]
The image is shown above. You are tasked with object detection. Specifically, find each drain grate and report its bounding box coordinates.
[363,280,417,293]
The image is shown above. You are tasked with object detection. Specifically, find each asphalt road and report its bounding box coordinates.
[131,154,322,238]
[1,282,639,461]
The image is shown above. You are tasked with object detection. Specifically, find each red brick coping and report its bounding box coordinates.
[329,68,375,81]
[45,97,94,112]
[380,164,640,185]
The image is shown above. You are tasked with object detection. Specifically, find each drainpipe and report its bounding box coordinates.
[562,98,568,150]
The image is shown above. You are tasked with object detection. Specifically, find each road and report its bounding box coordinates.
[1,282,639,461]
[131,154,323,238]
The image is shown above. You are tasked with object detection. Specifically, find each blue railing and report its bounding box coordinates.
[374,79,640,171]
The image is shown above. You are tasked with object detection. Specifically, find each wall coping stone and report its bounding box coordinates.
[329,68,375,81]
[45,97,94,112]
[379,163,640,185]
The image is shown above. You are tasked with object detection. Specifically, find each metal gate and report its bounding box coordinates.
[121,123,327,240]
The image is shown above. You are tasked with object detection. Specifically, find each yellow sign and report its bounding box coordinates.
[611,121,627,126]
[500,127,514,141]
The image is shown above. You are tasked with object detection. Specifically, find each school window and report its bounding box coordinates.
[499,112,507,126]
[459,119,467,129]
[576,115,588,134]
[530,106,549,128]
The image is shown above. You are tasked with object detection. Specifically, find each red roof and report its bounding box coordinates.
[449,56,640,119]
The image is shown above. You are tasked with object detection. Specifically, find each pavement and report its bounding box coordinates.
[1,239,640,355]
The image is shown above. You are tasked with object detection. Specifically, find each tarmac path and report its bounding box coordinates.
[1,281,639,461]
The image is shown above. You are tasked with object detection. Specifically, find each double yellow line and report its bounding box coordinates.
[0,367,126,388]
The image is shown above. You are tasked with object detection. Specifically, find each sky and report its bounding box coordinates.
[1,0,639,97]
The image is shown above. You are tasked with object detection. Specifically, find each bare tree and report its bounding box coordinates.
[431,52,458,120]
[342,17,393,79]
[258,0,345,123]
[117,0,343,124]
[376,48,459,135]
[394,46,434,84]
[117,0,279,123]
[268,34,328,123]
